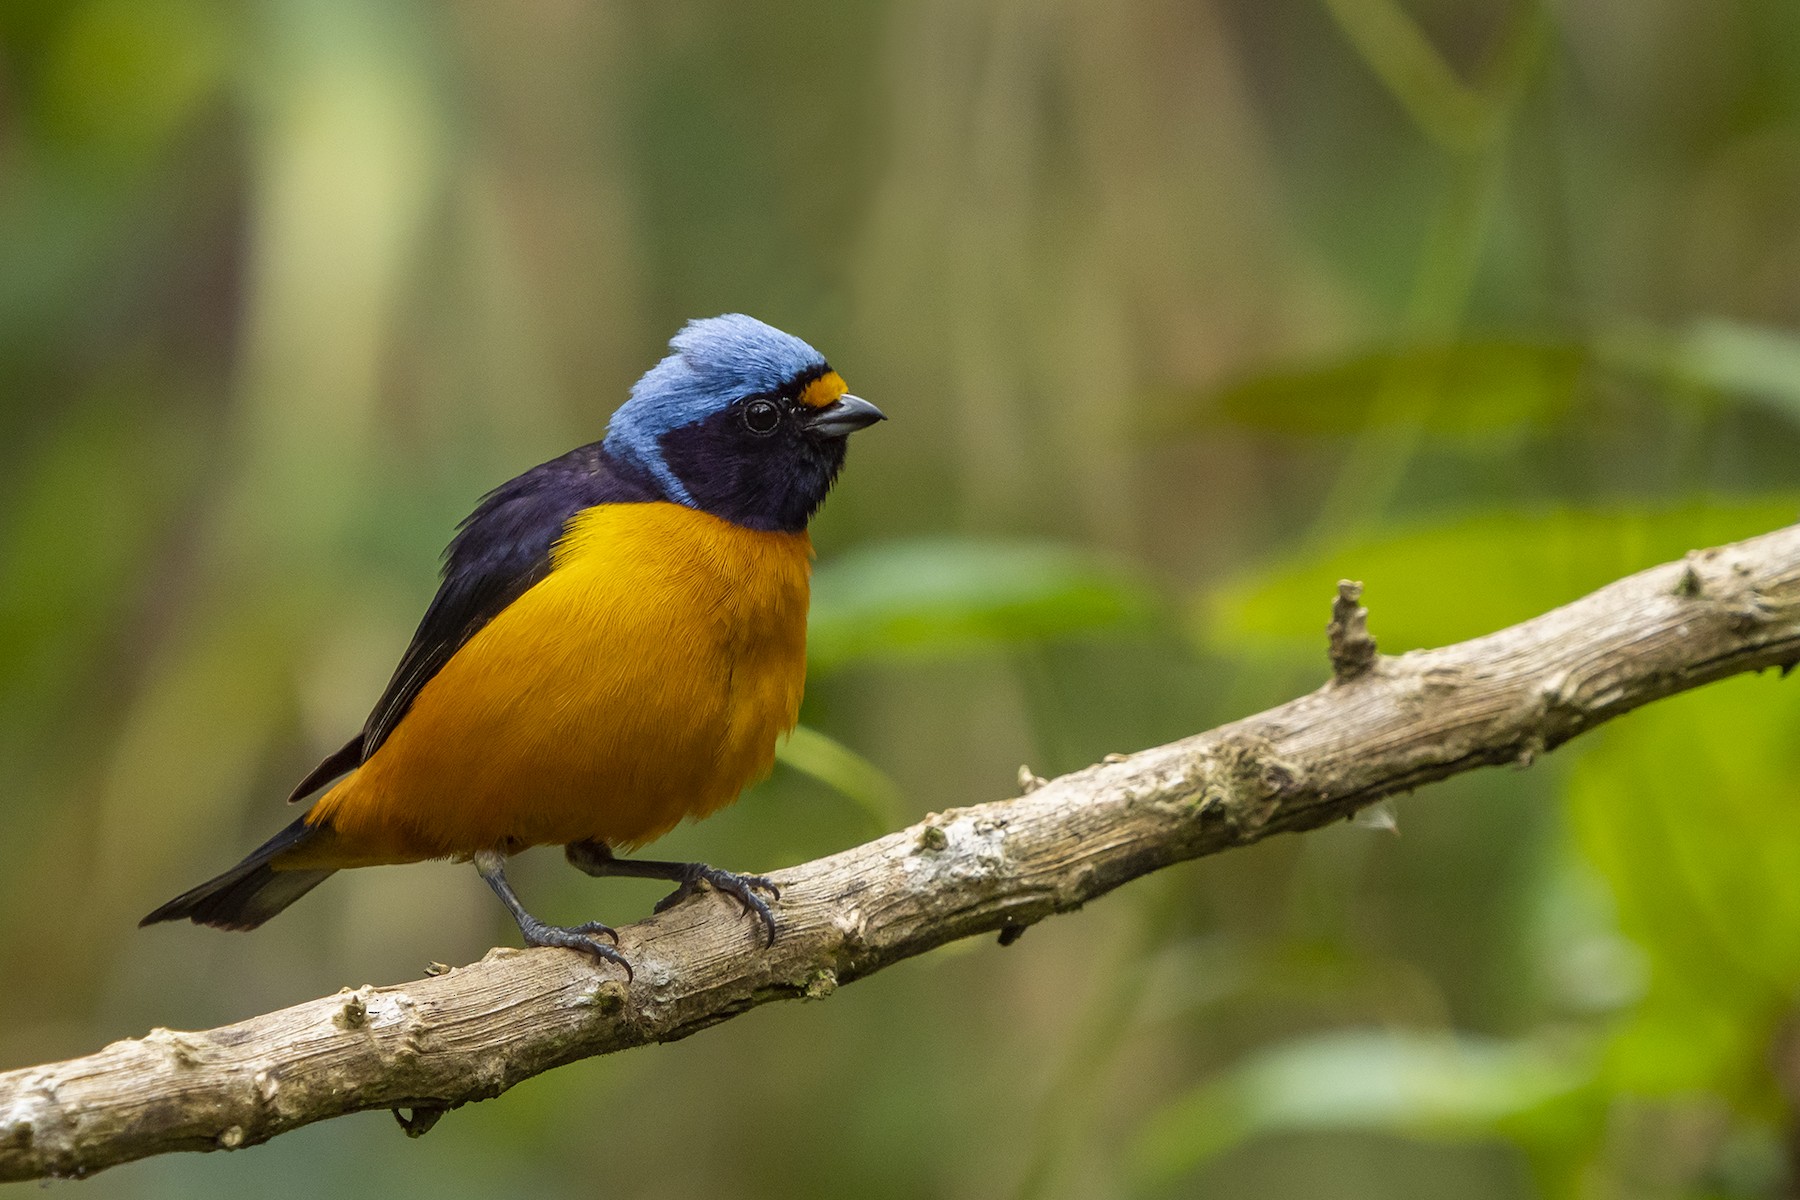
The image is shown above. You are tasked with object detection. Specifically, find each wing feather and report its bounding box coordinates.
[289,443,657,801]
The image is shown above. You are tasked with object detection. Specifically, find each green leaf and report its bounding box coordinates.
[808,538,1160,672]
[1681,320,1800,417]
[775,724,906,832]
[1167,323,1800,445]
[1132,1031,1592,1185]
[1599,319,1800,424]
[1199,499,1800,657]
[1568,673,1800,1100]
[1174,339,1585,439]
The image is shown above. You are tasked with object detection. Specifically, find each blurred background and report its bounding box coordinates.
[3,0,1800,1196]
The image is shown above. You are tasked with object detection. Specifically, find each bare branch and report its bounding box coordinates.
[5,523,1800,1182]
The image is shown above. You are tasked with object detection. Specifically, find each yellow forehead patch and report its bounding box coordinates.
[798,370,849,409]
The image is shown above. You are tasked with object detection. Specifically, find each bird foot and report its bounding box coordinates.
[655,867,780,946]
[517,916,632,979]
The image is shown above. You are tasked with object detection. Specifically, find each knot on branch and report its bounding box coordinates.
[1206,734,1303,838]
[1674,552,1705,598]
[1327,580,1379,683]
[334,987,372,1030]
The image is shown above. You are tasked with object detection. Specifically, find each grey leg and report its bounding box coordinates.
[474,850,630,977]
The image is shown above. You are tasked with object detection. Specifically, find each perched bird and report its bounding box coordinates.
[142,315,885,972]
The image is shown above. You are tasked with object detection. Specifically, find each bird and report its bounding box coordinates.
[141,314,885,974]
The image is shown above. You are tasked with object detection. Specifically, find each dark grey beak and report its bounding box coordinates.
[805,394,886,438]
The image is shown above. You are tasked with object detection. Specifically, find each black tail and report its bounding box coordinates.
[140,814,337,932]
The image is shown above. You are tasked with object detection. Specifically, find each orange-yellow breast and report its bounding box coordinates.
[295,503,811,866]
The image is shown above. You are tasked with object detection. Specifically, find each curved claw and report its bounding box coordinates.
[737,888,779,949]
[569,920,620,945]
[654,868,781,947]
[521,921,634,981]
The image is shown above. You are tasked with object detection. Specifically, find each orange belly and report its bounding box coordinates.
[293,503,811,866]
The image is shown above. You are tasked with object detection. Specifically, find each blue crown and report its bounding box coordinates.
[604,315,828,504]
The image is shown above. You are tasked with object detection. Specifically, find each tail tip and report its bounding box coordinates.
[140,864,334,933]
[139,814,334,933]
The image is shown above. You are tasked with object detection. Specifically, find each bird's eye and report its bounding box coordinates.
[743,399,781,435]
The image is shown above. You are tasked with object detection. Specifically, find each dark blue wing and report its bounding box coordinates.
[289,443,658,801]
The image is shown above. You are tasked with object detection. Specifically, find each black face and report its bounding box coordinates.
[656,376,883,532]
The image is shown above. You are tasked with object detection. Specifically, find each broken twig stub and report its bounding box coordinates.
[1328,579,1379,682]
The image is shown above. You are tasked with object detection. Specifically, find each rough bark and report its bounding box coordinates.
[4,523,1799,1183]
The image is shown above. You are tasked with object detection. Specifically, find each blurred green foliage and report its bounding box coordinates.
[1201,500,1800,655]
[809,538,1160,671]
[2,0,1800,1197]
[1572,681,1800,1105]
[1195,339,1585,438]
[1133,1030,1594,1183]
